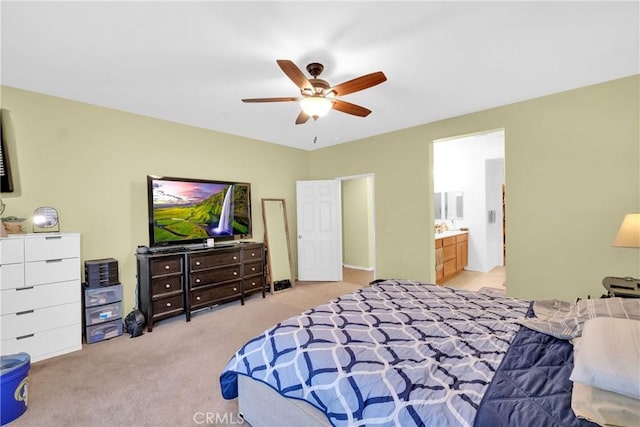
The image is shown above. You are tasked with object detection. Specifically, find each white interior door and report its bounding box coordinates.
[296,180,343,281]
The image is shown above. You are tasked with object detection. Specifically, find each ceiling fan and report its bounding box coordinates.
[242,60,387,125]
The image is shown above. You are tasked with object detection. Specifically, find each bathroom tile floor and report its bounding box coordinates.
[444,266,506,292]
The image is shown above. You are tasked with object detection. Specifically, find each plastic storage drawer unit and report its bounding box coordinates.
[86,319,123,344]
[83,283,123,344]
[85,302,122,326]
[84,284,122,308]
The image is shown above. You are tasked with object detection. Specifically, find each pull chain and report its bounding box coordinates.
[313,116,319,144]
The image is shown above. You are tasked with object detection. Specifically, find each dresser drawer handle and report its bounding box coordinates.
[196,296,201,301]
[233,287,237,292]
[251,267,256,272]
[45,259,63,263]
[251,252,255,257]
[195,278,201,283]
[16,333,35,340]
[164,265,170,270]
[233,256,238,260]
[16,310,35,316]
[251,282,256,286]
[45,236,62,240]
[165,283,171,289]
[166,302,172,307]
[16,286,34,291]
[233,272,238,276]
[195,261,201,266]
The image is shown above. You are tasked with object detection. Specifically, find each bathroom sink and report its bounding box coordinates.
[435,230,465,238]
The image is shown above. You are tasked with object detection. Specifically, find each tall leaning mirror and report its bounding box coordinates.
[261,198,295,294]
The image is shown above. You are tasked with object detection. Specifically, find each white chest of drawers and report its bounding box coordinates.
[0,233,82,362]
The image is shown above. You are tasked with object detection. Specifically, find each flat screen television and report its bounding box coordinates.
[147,175,252,248]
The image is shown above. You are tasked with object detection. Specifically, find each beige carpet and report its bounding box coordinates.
[10,280,365,427]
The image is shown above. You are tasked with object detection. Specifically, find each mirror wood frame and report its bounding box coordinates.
[261,198,295,294]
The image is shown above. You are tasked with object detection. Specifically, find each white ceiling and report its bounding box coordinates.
[1,1,638,151]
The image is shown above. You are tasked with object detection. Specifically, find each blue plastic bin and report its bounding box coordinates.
[0,353,30,426]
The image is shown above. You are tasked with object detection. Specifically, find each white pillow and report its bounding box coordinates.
[571,381,640,427]
[570,317,640,400]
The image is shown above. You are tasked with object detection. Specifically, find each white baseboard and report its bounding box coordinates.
[343,264,374,271]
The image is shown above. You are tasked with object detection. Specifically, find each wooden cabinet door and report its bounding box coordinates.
[462,241,468,268]
[456,241,468,272]
[435,246,444,283]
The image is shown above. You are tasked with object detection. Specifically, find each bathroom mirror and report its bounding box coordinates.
[261,198,295,294]
[445,191,464,220]
[434,192,442,220]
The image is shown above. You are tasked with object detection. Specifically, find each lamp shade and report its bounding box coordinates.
[300,96,332,119]
[613,213,640,248]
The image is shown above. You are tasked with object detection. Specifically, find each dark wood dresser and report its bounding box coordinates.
[136,242,265,331]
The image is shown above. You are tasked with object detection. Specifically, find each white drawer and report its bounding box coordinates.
[25,257,80,286]
[0,280,80,315]
[1,323,82,363]
[1,301,81,339]
[0,263,25,290]
[0,237,24,264]
[25,233,80,262]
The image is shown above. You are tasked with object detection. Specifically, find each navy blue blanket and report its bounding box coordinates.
[474,305,597,427]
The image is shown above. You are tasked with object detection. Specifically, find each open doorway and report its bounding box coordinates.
[433,130,505,290]
[340,174,375,286]
[295,176,374,286]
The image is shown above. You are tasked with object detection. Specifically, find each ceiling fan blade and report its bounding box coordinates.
[242,97,298,103]
[332,100,372,117]
[277,60,313,91]
[295,111,310,125]
[329,71,387,96]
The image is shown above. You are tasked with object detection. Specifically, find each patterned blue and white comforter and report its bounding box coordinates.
[220,280,530,427]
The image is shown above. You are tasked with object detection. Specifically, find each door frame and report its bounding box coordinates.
[337,173,376,281]
[432,128,506,274]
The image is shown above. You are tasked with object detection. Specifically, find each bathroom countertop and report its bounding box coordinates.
[434,230,468,239]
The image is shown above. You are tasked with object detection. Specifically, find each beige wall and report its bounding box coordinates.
[309,75,640,301]
[2,75,638,306]
[0,86,309,311]
[342,176,374,269]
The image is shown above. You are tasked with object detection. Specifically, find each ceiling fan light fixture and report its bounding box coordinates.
[243,60,386,124]
[300,96,332,119]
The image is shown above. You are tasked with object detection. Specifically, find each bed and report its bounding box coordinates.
[220,280,640,427]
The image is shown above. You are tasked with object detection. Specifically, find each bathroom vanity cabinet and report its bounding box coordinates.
[435,231,468,284]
